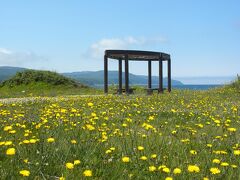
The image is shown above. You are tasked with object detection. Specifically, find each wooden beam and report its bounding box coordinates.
[148,60,152,89]
[104,55,108,94]
[118,59,122,94]
[168,59,171,92]
[125,54,129,94]
[159,60,163,93]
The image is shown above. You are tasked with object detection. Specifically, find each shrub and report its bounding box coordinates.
[0,70,85,88]
[230,75,240,91]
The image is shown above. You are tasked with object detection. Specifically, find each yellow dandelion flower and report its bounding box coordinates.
[47,138,55,143]
[173,168,181,174]
[162,167,170,173]
[137,146,144,151]
[23,159,28,163]
[149,166,157,172]
[188,165,200,173]
[110,147,115,151]
[74,160,81,165]
[212,159,221,164]
[151,154,157,159]
[23,140,30,144]
[87,102,93,107]
[6,147,15,155]
[142,134,147,138]
[122,156,130,163]
[71,140,77,144]
[140,156,147,160]
[86,124,95,131]
[227,128,237,132]
[91,112,97,117]
[165,177,173,180]
[122,123,128,127]
[158,165,166,170]
[9,130,16,134]
[65,162,74,169]
[234,150,240,155]
[227,127,237,132]
[105,149,112,154]
[220,162,229,166]
[4,126,12,131]
[19,170,30,177]
[29,139,37,144]
[190,150,197,155]
[181,139,190,143]
[83,170,92,177]
[207,144,212,148]
[210,167,221,174]
[4,141,13,146]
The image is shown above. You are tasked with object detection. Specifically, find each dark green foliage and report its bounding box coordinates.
[0,70,85,88]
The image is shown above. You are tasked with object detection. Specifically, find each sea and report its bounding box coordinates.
[171,84,223,90]
[94,84,223,90]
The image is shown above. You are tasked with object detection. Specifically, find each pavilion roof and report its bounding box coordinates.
[105,50,170,61]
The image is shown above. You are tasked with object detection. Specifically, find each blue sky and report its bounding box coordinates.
[0,0,239,77]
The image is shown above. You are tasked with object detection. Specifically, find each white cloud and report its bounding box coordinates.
[0,48,47,67]
[87,36,167,59]
[0,48,13,55]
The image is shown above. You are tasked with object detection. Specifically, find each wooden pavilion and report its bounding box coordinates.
[104,50,171,94]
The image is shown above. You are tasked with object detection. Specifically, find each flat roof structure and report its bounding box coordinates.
[105,50,170,61]
[104,50,171,95]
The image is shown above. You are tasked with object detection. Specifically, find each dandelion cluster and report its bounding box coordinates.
[0,89,239,179]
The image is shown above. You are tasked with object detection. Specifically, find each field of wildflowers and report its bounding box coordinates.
[0,88,239,179]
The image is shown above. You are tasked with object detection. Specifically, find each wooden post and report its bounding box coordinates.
[104,55,108,94]
[118,59,122,94]
[168,58,171,92]
[148,60,152,89]
[159,59,163,93]
[125,54,129,94]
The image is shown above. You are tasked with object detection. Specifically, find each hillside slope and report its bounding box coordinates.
[0,70,95,98]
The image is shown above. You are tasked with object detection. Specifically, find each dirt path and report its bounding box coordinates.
[0,95,105,104]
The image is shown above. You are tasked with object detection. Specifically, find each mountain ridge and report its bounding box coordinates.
[0,66,183,86]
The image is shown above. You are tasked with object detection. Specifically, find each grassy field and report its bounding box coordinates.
[0,82,102,98]
[0,83,154,98]
[0,86,239,179]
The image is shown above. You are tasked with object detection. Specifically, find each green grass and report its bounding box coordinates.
[0,86,239,179]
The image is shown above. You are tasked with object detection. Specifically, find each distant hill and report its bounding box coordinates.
[0,66,26,82]
[0,66,183,86]
[63,71,183,86]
